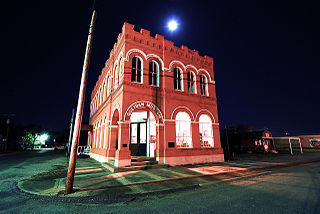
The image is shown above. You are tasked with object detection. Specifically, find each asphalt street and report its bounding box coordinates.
[0,150,319,213]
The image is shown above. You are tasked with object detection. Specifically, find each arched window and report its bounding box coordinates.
[114,65,119,89]
[107,75,111,97]
[119,59,124,84]
[175,112,192,148]
[173,67,182,90]
[93,98,95,113]
[97,91,100,108]
[199,114,214,147]
[187,71,195,93]
[100,87,103,105]
[149,61,158,86]
[97,95,99,108]
[97,94,99,108]
[99,120,103,148]
[102,80,106,102]
[200,74,207,96]
[131,56,142,82]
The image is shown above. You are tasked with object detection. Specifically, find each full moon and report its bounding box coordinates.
[168,20,178,31]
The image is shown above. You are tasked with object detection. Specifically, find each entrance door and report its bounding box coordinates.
[130,122,147,156]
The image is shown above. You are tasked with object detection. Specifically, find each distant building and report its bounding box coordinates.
[88,23,223,167]
[220,125,275,159]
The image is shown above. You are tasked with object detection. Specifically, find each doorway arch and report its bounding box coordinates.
[124,101,164,157]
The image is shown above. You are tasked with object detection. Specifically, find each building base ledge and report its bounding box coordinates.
[114,159,131,167]
[90,152,109,163]
[164,154,224,166]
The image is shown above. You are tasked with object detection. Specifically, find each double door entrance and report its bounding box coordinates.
[130,122,147,156]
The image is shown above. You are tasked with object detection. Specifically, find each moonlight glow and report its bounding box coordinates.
[168,20,178,31]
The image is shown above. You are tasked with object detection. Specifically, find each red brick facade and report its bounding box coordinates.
[88,23,224,167]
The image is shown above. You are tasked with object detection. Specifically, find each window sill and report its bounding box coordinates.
[148,84,159,88]
[131,80,143,84]
[200,146,214,149]
[174,89,184,92]
[188,91,196,94]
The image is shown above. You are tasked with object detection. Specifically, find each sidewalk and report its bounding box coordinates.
[18,152,320,200]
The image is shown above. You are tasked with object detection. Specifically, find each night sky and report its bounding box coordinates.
[2,0,319,136]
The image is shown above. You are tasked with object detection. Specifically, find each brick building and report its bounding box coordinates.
[88,23,224,167]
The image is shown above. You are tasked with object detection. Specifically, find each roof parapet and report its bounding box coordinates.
[122,22,134,33]
[155,34,164,40]
[121,22,211,60]
[140,28,150,36]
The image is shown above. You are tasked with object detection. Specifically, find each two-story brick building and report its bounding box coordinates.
[88,22,224,167]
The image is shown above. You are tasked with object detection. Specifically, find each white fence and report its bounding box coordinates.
[77,146,91,156]
[266,137,303,155]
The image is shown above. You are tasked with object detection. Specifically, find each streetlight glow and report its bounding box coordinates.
[39,133,49,144]
[168,20,178,31]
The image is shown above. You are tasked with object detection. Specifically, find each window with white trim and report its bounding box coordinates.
[96,93,99,108]
[114,65,119,90]
[175,112,192,148]
[131,56,142,82]
[173,67,182,90]
[149,61,158,86]
[95,97,97,111]
[107,76,111,97]
[199,114,214,147]
[187,71,195,93]
[99,87,102,105]
[97,93,100,108]
[200,74,207,96]
[119,59,124,84]
[103,80,106,102]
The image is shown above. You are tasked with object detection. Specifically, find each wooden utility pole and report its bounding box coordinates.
[65,10,97,194]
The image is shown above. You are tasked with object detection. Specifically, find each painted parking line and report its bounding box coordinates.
[75,168,104,174]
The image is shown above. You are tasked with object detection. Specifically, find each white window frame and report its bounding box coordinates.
[199,114,214,148]
[114,64,119,90]
[119,58,124,84]
[149,60,159,87]
[173,67,184,91]
[131,56,143,83]
[200,74,209,96]
[187,70,197,94]
[175,112,192,148]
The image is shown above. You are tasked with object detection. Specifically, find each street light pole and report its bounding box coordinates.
[2,114,15,152]
[67,108,75,157]
[65,10,97,194]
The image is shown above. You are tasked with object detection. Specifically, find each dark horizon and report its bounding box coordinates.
[1,0,319,137]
